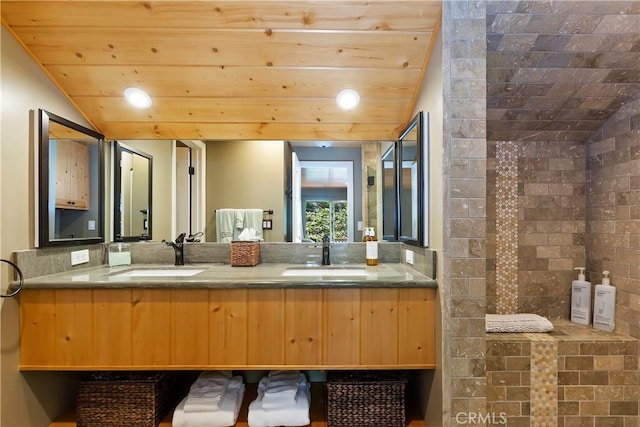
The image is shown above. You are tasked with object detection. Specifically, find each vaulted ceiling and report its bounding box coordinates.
[486,1,640,142]
[1,1,441,142]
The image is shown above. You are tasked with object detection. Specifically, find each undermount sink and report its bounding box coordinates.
[112,268,205,277]
[281,266,369,277]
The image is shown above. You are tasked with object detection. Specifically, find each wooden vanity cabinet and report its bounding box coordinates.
[55,139,89,210]
[19,287,436,370]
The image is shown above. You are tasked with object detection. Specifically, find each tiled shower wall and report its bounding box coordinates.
[586,97,640,340]
[488,141,586,318]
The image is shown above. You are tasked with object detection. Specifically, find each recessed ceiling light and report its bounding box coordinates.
[124,87,152,109]
[336,88,360,110]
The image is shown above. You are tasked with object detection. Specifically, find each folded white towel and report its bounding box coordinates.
[486,313,554,333]
[248,383,311,427]
[261,373,306,409]
[183,376,230,412]
[268,370,301,380]
[172,381,244,427]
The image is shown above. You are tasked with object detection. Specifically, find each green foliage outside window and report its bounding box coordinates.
[305,200,348,242]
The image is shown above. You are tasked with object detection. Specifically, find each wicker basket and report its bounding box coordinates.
[326,371,407,427]
[231,241,260,266]
[77,372,177,427]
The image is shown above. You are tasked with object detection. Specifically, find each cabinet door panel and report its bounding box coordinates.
[247,289,285,365]
[170,290,209,365]
[93,289,132,366]
[285,289,323,365]
[324,289,360,366]
[132,289,171,366]
[360,289,398,365]
[55,289,93,366]
[209,289,248,365]
[398,288,436,366]
[20,290,56,366]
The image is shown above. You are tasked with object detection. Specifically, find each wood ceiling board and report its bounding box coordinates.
[1,1,442,31]
[2,0,441,141]
[12,27,431,69]
[97,122,401,141]
[47,65,421,98]
[73,97,410,124]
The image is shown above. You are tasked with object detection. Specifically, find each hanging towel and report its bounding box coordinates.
[243,209,264,240]
[216,209,237,243]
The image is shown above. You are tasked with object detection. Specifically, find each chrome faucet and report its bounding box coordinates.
[322,234,331,265]
[164,232,186,266]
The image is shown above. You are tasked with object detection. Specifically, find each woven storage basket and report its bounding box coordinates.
[231,241,260,266]
[326,371,407,427]
[77,372,175,427]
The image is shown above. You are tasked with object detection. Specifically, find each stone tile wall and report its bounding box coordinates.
[586,97,640,340]
[443,0,488,423]
[487,141,586,319]
[487,320,639,427]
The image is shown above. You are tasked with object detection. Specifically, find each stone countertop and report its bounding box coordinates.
[18,263,437,289]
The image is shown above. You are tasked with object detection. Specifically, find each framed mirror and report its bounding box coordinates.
[37,109,105,247]
[113,141,153,241]
[397,111,429,247]
[381,143,397,241]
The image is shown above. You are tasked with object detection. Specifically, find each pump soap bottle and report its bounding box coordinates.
[593,271,616,332]
[364,227,378,266]
[571,267,592,326]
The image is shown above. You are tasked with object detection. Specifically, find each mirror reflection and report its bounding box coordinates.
[400,123,419,241]
[113,142,152,241]
[38,109,105,247]
[381,143,397,241]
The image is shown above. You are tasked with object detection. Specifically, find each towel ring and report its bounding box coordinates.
[1,259,24,298]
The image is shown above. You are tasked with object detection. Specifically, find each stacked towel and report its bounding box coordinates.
[248,371,310,427]
[172,373,244,427]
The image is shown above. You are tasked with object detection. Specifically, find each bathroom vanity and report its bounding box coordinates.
[19,263,437,371]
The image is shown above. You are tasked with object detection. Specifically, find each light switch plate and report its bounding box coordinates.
[87,220,96,231]
[405,249,414,265]
[71,249,90,266]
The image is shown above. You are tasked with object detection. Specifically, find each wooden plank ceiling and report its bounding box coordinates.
[1,1,441,142]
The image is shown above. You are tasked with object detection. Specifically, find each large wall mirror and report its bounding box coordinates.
[113,141,153,241]
[397,111,429,247]
[37,109,105,247]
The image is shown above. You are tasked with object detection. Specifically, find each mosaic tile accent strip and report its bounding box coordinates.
[528,334,558,427]
[495,141,518,314]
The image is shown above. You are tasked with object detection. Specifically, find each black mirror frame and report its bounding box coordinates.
[113,141,153,242]
[37,109,105,247]
[396,111,429,248]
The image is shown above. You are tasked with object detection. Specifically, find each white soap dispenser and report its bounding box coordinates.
[593,271,616,332]
[571,267,591,326]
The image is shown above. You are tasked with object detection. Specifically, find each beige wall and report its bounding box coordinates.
[206,140,285,242]
[1,26,92,426]
[118,140,174,241]
[410,31,444,426]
